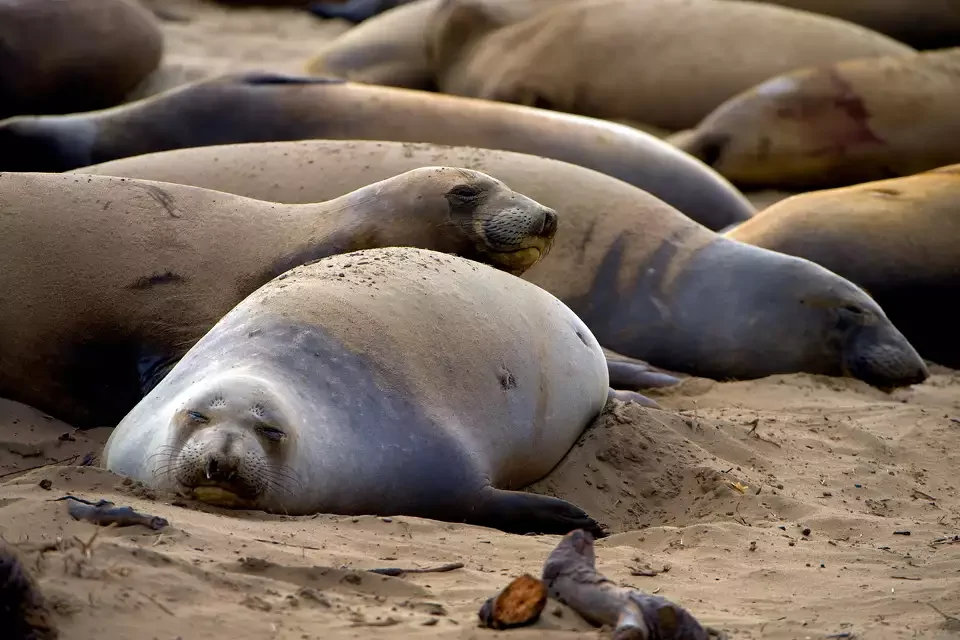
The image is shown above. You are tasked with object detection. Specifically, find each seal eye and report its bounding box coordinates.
[842,305,864,314]
[257,425,285,442]
[448,184,483,200]
[186,410,209,423]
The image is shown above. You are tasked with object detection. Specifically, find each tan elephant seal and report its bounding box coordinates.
[78,139,931,390]
[103,246,610,536]
[0,167,557,429]
[668,47,960,190]
[743,0,960,49]
[0,0,163,118]
[426,0,914,131]
[0,71,753,231]
[726,164,960,369]
[306,0,441,89]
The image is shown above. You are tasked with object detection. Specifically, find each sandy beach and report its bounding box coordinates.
[2,1,959,638]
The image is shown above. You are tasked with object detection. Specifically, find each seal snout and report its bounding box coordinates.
[538,207,558,238]
[204,455,237,482]
[844,324,930,390]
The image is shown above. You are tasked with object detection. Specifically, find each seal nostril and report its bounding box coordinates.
[541,210,558,236]
[205,458,218,480]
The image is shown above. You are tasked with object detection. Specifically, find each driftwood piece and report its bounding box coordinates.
[542,530,725,640]
[54,495,169,530]
[478,573,548,630]
[0,543,58,640]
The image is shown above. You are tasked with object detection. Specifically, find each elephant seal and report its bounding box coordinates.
[726,164,960,369]
[0,71,753,231]
[78,139,931,390]
[103,246,610,536]
[427,0,914,131]
[667,47,960,190]
[309,0,420,23]
[743,0,960,49]
[0,0,163,118]
[0,166,557,429]
[305,0,441,89]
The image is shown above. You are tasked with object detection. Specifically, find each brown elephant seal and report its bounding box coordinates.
[305,0,441,89]
[744,0,960,50]
[0,167,557,429]
[0,0,163,118]
[0,70,753,231]
[103,246,611,536]
[427,0,914,131]
[667,47,960,190]
[726,164,960,369]
[78,139,931,390]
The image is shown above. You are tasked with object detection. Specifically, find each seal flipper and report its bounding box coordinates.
[137,348,181,395]
[308,0,388,23]
[467,487,606,538]
[603,347,681,390]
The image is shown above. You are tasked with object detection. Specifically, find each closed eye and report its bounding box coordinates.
[187,410,208,423]
[257,425,286,442]
[448,184,483,199]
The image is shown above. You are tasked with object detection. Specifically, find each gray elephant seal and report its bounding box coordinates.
[79,139,931,390]
[0,0,163,118]
[103,247,610,536]
[0,166,557,429]
[0,70,753,231]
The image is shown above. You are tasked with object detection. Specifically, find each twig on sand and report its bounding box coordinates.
[368,562,464,577]
[253,538,322,552]
[54,495,169,531]
[542,530,725,639]
[478,529,724,638]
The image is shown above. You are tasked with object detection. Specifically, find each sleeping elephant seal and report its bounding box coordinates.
[427,0,914,131]
[667,47,960,190]
[0,71,753,231]
[77,139,930,390]
[0,167,557,430]
[103,246,610,536]
[726,164,960,369]
[309,0,421,23]
[0,0,164,118]
[742,0,960,50]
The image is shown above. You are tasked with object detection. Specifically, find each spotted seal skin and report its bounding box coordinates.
[78,139,931,390]
[0,166,557,429]
[103,247,611,537]
[0,70,753,231]
[0,0,163,119]
[727,164,960,370]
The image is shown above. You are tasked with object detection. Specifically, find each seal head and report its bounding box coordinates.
[161,371,298,509]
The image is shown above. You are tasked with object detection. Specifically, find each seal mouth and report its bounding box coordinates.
[491,246,544,275]
[191,484,255,509]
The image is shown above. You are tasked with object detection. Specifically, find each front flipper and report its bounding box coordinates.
[466,487,606,538]
[603,347,682,390]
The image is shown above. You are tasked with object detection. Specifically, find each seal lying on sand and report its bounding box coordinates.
[427,0,914,131]
[667,47,960,190]
[0,0,163,118]
[0,71,753,231]
[103,247,610,536]
[0,167,557,429]
[726,164,960,369]
[78,139,931,390]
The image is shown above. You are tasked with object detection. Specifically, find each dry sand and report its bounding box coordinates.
[2,1,959,638]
